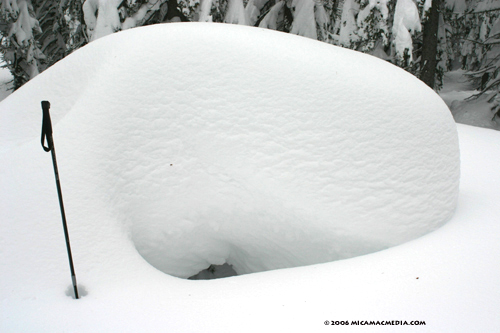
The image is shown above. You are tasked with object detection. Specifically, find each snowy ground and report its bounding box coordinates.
[1,24,499,332]
[441,70,500,131]
[1,123,498,332]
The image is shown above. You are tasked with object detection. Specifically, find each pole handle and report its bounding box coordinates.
[41,101,53,152]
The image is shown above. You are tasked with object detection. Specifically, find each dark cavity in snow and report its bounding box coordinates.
[65,284,88,299]
[188,263,238,280]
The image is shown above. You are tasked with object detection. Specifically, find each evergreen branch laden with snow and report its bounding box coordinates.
[1,0,499,114]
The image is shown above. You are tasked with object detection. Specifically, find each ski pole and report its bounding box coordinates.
[40,101,79,299]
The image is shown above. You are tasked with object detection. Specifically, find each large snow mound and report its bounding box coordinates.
[0,23,459,278]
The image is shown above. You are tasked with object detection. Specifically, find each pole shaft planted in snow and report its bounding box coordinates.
[41,101,79,299]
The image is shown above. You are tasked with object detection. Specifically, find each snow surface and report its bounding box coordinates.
[1,23,494,332]
[0,22,459,278]
[441,70,500,131]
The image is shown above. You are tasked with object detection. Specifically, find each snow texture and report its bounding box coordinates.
[3,22,500,333]
[0,23,459,280]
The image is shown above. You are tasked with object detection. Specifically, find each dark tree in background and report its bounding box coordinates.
[420,0,442,89]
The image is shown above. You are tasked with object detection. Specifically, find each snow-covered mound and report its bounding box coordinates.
[0,23,459,279]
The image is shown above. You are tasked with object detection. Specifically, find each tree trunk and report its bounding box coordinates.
[420,0,441,89]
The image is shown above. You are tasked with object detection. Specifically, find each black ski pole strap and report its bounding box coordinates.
[41,101,53,152]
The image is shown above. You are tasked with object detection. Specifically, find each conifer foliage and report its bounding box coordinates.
[458,0,500,119]
[1,0,45,88]
[1,0,499,119]
[0,0,85,88]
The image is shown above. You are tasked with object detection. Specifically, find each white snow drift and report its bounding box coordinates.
[0,23,459,279]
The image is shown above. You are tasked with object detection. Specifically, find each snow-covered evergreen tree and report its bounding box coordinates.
[1,0,42,88]
[224,0,248,25]
[338,0,360,46]
[86,0,196,39]
[356,0,391,53]
[338,0,424,67]
[0,0,83,89]
[0,0,202,88]
[221,0,331,41]
[392,0,421,64]
[458,0,500,120]
[1,0,490,99]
